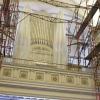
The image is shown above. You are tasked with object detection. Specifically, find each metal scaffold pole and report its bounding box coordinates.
[0,0,99,99]
[0,0,19,67]
[74,0,100,99]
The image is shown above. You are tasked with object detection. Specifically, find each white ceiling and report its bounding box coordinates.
[19,0,97,16]
[0,0,99,26]
[0,0,97,17]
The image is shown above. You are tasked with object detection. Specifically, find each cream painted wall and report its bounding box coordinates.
[0,63,96,100]
[53,11,67,65]
[13,1,68,65]
[13,7,31,60]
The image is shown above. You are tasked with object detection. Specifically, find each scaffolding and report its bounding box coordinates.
[0,0,100,99]
[0,0,19,67]
[41,0,100,99]
[86,25,100,99]
[74,0,100,99]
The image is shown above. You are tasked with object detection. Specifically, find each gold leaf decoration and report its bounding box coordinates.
[51,74,59,82]
[67,76,74,84]
[35,72,44,81]
[3,68,12,77]
[20,70,28,79]
[81,78,88,85]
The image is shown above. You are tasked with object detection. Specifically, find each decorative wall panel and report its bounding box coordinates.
[66,76,74,84]
[20,70,28,79]
[0,64,96,100]
[81,78,89,85]
[0,65,95,89]
[51,74,59,82]
[35,72,44,81]
[3,68,12,77]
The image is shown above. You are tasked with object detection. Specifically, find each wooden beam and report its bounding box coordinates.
[76,0,99,39]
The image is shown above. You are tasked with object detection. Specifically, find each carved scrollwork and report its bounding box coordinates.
[35,72,44,81]
[20,70,28,79]
[66,76,74,84]
[81,78,88,85]
[51,74,59,82]
[3,68,12,77]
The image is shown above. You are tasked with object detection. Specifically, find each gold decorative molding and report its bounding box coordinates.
[0,64,95,89]
[66,76,74,84]
[19,70,28,79]
[35,72,44,81]
[3,68,12,77]
[81,77,89,86]
[51,74,59,82]
[0,64,96,100]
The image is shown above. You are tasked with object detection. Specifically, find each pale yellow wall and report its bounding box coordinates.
[0,60,96,100]
[13,1,68,65]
